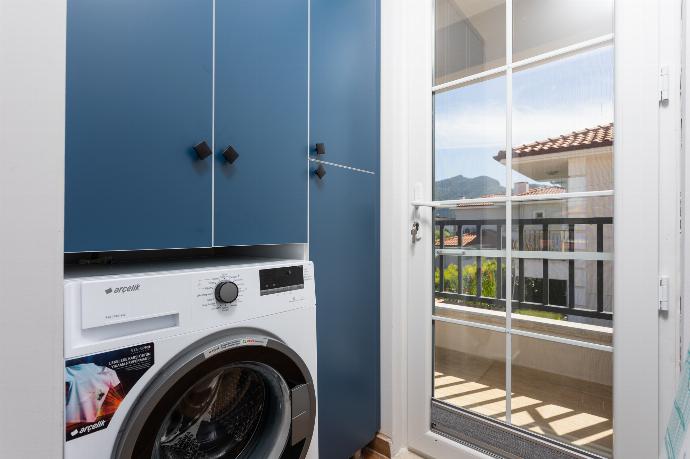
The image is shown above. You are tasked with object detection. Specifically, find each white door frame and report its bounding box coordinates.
[379,0,679,457]
[379,0,412,453]
[0,1,66,457]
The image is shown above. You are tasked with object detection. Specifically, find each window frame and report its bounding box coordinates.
[402,0,664,457]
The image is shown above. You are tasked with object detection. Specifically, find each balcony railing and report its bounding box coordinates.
[434,217,613,322]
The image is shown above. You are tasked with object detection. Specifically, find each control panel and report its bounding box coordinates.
[215,281,239,303]
[259,265,304,295]
[196,270,246,312]
[67,261,315,354]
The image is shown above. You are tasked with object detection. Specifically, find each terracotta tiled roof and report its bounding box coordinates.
[452,186,565,207]
[435,233,478,247]
[494,123,613,161]
[517,186,566,196]
[462,233,478,246]
[455,195,501,207]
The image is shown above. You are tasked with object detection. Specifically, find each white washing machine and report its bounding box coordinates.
[64,258,317,459]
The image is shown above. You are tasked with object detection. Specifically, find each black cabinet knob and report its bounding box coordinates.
[193,141,212,160]
[315,143,326,156]
[222,145,240,164]
[314,164,326,179]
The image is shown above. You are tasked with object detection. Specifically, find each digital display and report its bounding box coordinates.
[259,265,304,295]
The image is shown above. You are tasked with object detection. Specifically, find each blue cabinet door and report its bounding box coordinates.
[310,166,380,457]
[214,0,308,246]
[311,0,379,172]
[65,0,213,252]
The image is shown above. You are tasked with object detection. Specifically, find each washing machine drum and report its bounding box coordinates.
[113,333,315,459]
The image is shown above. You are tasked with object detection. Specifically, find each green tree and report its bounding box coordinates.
[461,259,498,297]
[435,263,459,292]
[436,258,565,320]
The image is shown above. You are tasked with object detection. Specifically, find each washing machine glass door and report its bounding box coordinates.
[153,362,290,459]
[114,333,316,459]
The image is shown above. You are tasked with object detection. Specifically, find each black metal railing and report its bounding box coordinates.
[434,217,613,322]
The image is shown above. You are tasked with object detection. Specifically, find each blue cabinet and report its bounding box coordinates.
[310,166,380,458]
[310,0,379,173]
[65,0,214,252]
[310,1,380,455]
[66,0,381,454]
[214,0,308,246]
[66,0,308,252]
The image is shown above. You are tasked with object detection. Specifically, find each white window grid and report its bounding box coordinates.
[420,1,616,425]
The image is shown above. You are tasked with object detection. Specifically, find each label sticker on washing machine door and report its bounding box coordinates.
[65,343,154,441]
[204,337,268,358]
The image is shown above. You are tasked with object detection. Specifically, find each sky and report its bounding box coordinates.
[434,46,614,183]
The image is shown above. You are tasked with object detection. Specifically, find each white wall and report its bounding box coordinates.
[612,1,668,457]
[380,0,410,453]
[0,1,66,457]
[658,0,684,453]
[512,0,613,61]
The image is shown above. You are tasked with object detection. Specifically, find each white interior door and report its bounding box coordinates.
[405,1,664,457]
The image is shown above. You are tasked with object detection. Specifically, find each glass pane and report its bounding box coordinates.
[155,365,286,458]
[511,197,613,341]
[434,322,506,421]
[435,206,507,327]
[511,335,613,457]
[510,46,613,193]
[513,0,613,62]
[435,0,506,86]
[434,75,508,200]
[432,2,615,455]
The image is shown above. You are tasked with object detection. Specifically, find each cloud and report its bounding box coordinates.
[434,103,505,150]
[434,45,613,151]
[435,102,613,151]
[512,103,613,146]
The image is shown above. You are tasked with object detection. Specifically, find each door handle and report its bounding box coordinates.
[221,145,240,164]
[193,141,212,160]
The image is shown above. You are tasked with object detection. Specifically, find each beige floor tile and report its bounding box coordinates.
[393,450,424,459]
[434,347,613,458]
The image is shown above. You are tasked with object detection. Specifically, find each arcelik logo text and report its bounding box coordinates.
[105,284,141,295]
[70,419,107,437]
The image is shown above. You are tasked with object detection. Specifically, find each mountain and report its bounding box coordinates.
[434,174,505,200]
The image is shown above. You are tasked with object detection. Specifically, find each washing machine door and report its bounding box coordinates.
[112,330,315,459]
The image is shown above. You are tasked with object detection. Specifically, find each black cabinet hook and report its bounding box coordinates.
[222,145,240,164]
[193,141,212,160]
[314,164,326,179]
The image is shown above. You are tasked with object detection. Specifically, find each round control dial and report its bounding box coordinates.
[215,281,239,304]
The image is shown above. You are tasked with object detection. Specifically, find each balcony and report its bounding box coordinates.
[433,216,613,457]
[435,216,613,322]
[434,339,613,457]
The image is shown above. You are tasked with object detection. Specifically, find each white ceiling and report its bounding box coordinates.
[448,0,504,19]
